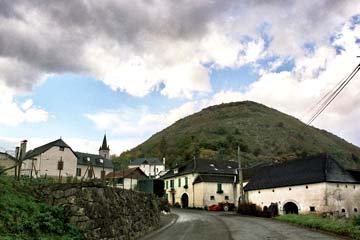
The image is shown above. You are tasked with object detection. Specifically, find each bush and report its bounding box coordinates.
[353,216,360,226]
[237,203,264,217]
[0,177,84,239]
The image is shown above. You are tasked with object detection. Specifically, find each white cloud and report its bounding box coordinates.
[86,21,360,147]
[0,85,48,126]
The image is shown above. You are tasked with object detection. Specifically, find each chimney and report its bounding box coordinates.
[20,140,27,160]
[162,157,166,166]
[15,147,20,160]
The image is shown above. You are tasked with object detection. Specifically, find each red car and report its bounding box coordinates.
[208,202,235,211]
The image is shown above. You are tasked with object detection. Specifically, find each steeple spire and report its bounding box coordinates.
[99,134,110,151]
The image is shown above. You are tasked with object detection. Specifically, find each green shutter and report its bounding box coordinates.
[217,183,222,192]
[170,180,174,188]
[185,177,188,186]
[178,178,181,187]
[166,180,168,189]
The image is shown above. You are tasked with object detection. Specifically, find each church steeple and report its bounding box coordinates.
[99,134,110,159]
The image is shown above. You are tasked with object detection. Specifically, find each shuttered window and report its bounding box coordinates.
[178,178,181,187]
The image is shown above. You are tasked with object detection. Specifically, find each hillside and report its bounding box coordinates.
[119,101,360,169]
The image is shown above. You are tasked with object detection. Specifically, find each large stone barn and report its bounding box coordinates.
[244,154,360,217]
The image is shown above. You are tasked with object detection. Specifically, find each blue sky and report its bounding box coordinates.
[0,1,360,155]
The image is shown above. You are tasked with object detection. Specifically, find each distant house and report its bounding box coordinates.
[244,154,360,217]
[75,152,113,180]
[161,158,243,208]
[0,151,17,175]
[129,158,165,177]
[105,167,147,190]
[21,135,113,180]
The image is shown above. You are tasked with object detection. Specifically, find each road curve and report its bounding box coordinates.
[145,209,344,240]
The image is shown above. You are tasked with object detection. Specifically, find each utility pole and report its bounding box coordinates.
[238,145,244,205]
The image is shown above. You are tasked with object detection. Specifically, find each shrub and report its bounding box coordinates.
[237,203,264,217]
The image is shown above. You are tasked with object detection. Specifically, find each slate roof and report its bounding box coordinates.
[347,170,360,182]
[129,158,163,166]
[162,158,239,179]
[105,167,147,179]
[24,139,73,159]
[244,154,358,191]
[0,152,16,161]
[193,174,237,184]
[75,151,113,169]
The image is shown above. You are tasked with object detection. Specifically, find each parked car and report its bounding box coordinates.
[208,202,235,211]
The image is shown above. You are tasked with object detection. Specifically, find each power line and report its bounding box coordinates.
[307,62,360,125]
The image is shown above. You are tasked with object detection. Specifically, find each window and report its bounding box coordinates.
[170,179,174,188]
[354,208,358,213]
[59,146,64,151]
[225,196,229,200]
[310,206,315,212]
[341,208,345,213]
[345,185,348,188]
[258,191,261,194]
[210,196,215,200]
[306,185,308,189]
[217,183,223,193]
[178,178,181,187]
[76,168,81,177]
[117,178,124,184]
[289,187,292,191]
[272,189,275,192]
[166,181,168,189]
[185,177,188,186]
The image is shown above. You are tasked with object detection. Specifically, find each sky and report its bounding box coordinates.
[0,1,360,156]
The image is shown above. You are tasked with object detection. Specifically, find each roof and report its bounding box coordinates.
[244,154,358,191]
[25,139,73,159]
[193,174,237,184]
[0,152,16,161]
[105,167,147,179]
[129,158,163,166]
[75,152,113,169]
[347,169,360,182]
[99,134,109,151]
[162,158,239,179]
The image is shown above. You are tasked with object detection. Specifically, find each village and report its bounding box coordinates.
[1,134,359,220]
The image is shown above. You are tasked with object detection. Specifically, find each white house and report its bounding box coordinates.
[21,135,113,180]
[162,158,240,208]
[244,154,360,217]
[129,158,165,177]
[105,167,147,190]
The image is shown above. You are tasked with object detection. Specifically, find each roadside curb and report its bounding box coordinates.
[141,213,178,240]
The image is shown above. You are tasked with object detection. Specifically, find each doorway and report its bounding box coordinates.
[283,202,299,214]
[181,193,189,208]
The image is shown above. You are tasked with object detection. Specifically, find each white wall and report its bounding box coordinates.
[22,146,77,178]
[246,182,360,217]
[76,164,113,180]
[130,164,165,177]
[0,153,16,176]
[114,178,138,190]
[164,173,237,208]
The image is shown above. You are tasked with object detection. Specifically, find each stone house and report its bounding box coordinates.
[162,158,240,208]
[244,154,360,217]
[21,135,113,180]
[129,158,165,177]
[0,151,17,175]
[105,167,148,190]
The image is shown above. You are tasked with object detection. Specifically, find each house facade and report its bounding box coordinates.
[244,154,360,217]
[105,167,147,190]
[129,158,165,177]
[162,158,240,208]
[0,151,17,175]
[21,135,113,180]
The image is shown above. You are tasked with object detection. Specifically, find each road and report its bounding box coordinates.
[144,209,344,240]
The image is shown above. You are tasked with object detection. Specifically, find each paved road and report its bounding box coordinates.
[145,209,344,240]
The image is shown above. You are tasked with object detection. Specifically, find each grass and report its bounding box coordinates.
[0,176,84,240]
[277,214,360,239]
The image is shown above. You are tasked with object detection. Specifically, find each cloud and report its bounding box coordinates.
[0,85,48,126]
[1,1,358,99]
[86,20,360,147]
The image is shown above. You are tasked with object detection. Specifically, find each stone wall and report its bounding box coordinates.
[35,182,160,240]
